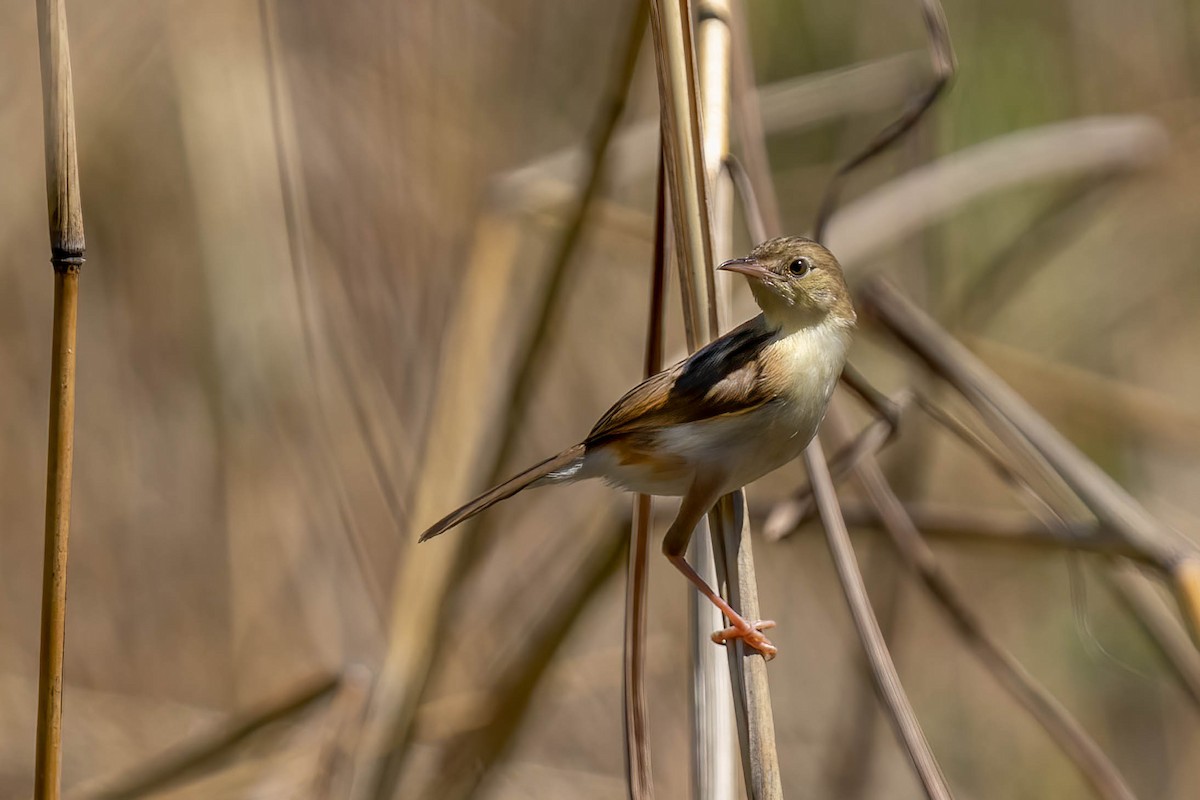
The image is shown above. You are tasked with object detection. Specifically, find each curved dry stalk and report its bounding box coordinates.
[859,280,1196,598]
[33,1,86,797]
[496,52,928,218]
[1106,563,1200,708]
[823,116,1167,269]
[812,0,957,241]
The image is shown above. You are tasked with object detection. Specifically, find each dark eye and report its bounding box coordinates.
[788,257,812,276]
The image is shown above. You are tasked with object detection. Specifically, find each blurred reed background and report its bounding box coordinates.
[2,0,1200,797]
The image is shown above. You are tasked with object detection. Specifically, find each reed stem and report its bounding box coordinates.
[33,0,86,796]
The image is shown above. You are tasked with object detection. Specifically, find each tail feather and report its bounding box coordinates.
[417,444,587,542]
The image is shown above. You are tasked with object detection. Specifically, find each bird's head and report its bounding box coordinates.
[718,237,856,330]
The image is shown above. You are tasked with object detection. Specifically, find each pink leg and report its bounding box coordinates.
[662,473,778,660]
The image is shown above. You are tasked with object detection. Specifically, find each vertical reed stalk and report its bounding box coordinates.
[647,0,715,350]
[623,154,668,800]
[33,0,86,797]
[698,2,782,797]
[645,6,728,797]
[648,1,784,794]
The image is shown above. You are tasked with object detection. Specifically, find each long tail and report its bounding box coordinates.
[417,444,587,542]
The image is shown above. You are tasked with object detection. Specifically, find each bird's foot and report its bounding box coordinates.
[711,619,778,661]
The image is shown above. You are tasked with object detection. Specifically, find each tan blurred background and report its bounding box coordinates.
[2,0,1200,797]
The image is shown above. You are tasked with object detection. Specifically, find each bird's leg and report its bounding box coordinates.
[663,474,778,660]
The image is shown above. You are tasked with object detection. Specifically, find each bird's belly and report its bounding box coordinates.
[584,399,824,497]
[667,401,822,491]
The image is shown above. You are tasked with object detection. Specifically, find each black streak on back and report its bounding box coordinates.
[671,323,776,404]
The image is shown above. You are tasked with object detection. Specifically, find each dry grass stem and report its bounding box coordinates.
[648,0,738,795]
[495,53,927,219]
[351,8,649,796]
[860,279,1198,620]
[812,0,956,241]
[824,116,1167,269]
[804,441,955,800]
[648,0,716,347]
[33,0,86,796]
[623,153,669,800]
[728,2,953,790]
[767,500,1115,552]
[258,0,389,623]
[699,1,782,797]
[847,450,1140,800]
[1107,563,1200,708]
[424,511,628,800]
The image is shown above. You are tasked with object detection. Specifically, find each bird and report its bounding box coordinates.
[419,236,855,659]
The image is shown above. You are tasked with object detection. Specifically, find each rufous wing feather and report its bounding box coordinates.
[418,444,587,542]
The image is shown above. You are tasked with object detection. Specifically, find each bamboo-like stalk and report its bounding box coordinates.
[647,0,716,349]
[648,4,724,798]
[33,0,86,797]
[649,2,784,798]
[697,5,739,799]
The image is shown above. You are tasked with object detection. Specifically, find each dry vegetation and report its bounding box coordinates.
[2,0,1200,798]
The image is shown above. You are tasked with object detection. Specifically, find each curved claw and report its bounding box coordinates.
[711,619,778,661]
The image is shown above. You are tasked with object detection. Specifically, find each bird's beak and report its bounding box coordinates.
[718,257,771,281]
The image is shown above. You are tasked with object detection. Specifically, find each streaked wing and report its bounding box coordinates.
[587,315,778,443]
